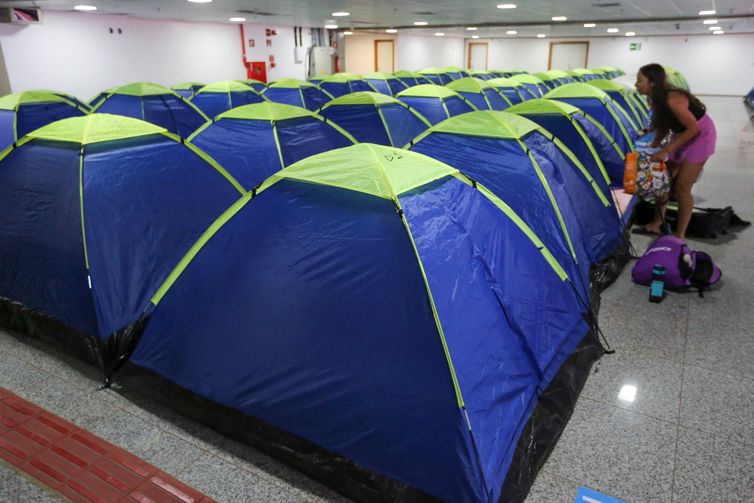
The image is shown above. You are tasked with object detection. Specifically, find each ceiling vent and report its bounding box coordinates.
[592,3,621,7]
[238,10,277,17]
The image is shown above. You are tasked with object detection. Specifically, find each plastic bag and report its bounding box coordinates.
[636,158,671,201]
[623,152,638,193]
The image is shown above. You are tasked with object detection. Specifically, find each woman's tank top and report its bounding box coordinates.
[655,88,706,133]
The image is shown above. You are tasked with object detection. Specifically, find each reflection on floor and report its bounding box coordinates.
[1,97,752,503]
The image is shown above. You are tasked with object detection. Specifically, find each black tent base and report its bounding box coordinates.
[590,229,632,294]
[0,297,100,368]
[116,331,603,503]
[500,334,603,503]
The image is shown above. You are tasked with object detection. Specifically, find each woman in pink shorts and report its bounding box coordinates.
[635,63,717,240]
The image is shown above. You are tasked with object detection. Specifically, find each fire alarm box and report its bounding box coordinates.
[251,61,267,83]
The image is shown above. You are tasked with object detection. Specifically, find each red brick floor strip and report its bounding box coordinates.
[0,387,217,503]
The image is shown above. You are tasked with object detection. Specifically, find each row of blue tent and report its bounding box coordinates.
[0,66,642,502]
[0,65,639,151]
[1,81,647,191]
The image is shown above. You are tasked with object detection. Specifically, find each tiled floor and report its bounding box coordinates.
[1,97,752,503]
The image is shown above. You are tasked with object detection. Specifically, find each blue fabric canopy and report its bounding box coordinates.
[410,113,624,297]
[320,79,377,98]
[365,78,408,97]
[396,95,475,125]
[94,93,207,137]
[513,112,614,193]
[189,107,355,190]
[319,97,430,147]
[0,115,243,374]
[549,96,637,153]
[0,100,86,151]
[190,90,265,119]
[262,86,332,111]
[129,144,592,503]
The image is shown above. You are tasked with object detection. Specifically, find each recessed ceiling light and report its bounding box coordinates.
[713,30,724,34]
[229,16,246,22]
[332,12,349,17]
[584,23,596,28]
[618,385,637,402]
[506,30,517,34]
[625,32,636,36]
[187,0,212,3]
[699,10,716,15]
[386,28,398,33]
[708,26,720,30]
[537,33,546,38]
[607,28,619,33]
[702,19,718,24]
[435,32,445,37]
[74,4,97,11]
[552,16,567,21]
[471,35,480,39]
[497,3,517,9]
[344,31,353,35]
[324,24,338,29]
[467,27,478,31]
[414,21,428,26]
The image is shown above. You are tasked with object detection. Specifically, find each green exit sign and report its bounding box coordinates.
[629,42,642,51]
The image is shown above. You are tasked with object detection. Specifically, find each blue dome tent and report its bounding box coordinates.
[128,143,602,503]
[486,77,537,104]
[363,72,409,96]
[189,81,266,119]
[393,70,432,87]
[508,99,626,188]
[588,79,648,128]
[446,77,512,111]
[262,78,333,111]
[546,83,638,154]
[0,114,244,377]
[443,66,470,80]
[319,73,378,98]
[509,74,550,98]
[318,92,431,147]
[418,67,453,85]
[189,102,356,190]
[91,82,208,138]
[0,90,88,151]
[409,111,625,293]
[395,84,477,125]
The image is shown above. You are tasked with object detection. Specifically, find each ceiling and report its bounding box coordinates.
[5,0,754,37]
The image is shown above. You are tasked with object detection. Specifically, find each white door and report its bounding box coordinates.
[549,42,588,70]
[468,43,488,71]
[375,40,394,73]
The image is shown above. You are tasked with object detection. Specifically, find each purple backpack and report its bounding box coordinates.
[632,235,722,295]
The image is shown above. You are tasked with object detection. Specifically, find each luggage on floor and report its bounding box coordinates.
[632,235,721,295]
[634,201,751,239]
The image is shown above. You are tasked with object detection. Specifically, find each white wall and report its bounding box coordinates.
[0,10,313,100]
[397,34,464,71]
[587,34,754,95]
[344,33,397,74]
[466,33,754,95]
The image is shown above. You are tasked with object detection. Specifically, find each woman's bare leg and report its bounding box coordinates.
[673,161,705,240]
